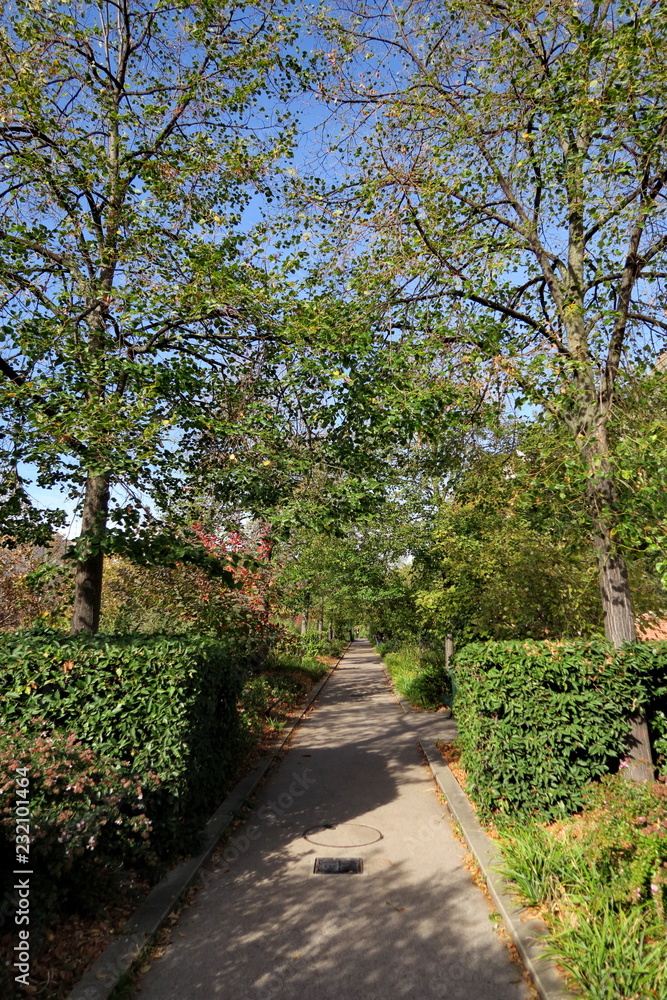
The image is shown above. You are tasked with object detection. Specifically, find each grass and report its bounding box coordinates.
[380,643,451,710]
[549,903,667,1000]
[497,773,667,999]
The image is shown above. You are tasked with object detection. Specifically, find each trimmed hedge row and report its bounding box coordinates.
[454,639,667,821]
[0,631,245,859]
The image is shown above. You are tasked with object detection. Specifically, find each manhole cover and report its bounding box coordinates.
[314,858,363,874]
[304,823,383,847]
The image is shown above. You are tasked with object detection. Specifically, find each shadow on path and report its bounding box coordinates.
[136,641,528,1000]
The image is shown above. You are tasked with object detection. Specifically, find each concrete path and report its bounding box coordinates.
[136,641,530,1000]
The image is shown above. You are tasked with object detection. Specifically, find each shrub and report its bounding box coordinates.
[582,775,667,917]
[238,653,328,741]
[0,630,245,856]
[382,644,452,710]
[454,638,667,820]
[499,776,667,916]
[297,632,345,659]
[376,639,402,657]
[0,725,159,931]
[651,709,667,775]
[0,540,72,633]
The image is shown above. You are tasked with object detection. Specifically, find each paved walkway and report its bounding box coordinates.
[137,641,530,1000]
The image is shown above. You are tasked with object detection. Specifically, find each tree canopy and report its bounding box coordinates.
[0,2,666,780]
[0,0,300,630]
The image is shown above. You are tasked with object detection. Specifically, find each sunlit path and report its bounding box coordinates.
[136,640,529,1000]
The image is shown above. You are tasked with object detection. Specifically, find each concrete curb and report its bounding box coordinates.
[67,648,348,1000]
[419,741,575,1000]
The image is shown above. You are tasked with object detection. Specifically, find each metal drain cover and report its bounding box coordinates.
[314,857,363,874]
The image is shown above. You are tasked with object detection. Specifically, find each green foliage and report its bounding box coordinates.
[0,630,245,856]
[651,710,667,774]
[580,776,667,918]
[0,471,65,548]
[413,447,606,645]
[612,371,667,588]
[455,639,667,820]
[280,654,330,682]
[362,576,422,647]
[100,556,274,661]
[382,644,451,710]
[311,0,667,655]
[499,775,667,999]
[297,632,345,659]
[0,540,72,631]
[0,634,329,956]
[238,653,328,740]
[550,903,667,1000]
[275,530,372,638]
[410,428,666,647]
[0,725,158,930]
[0,0,302,619]
[497,822,592,908]
[376,640,401,657]
[273,507,424,647]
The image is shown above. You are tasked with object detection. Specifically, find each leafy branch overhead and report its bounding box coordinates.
[298,0,667,779]
[0,0,304,630]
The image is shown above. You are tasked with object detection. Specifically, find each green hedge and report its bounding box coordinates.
[0,630,244,856]
[454,639,667,821]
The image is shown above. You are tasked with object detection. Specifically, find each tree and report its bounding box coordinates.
[270,485,429,640]
[413,445,605,645]
[312,0,667,779]
[0,0,296,632]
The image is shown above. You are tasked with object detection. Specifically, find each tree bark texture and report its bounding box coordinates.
[588,476,654,782]
[444,633,454,673]
[71,473,110,635]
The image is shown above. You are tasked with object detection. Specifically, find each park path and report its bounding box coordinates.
[136,640,530,1000]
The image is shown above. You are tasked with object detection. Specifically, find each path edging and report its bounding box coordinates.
[419,741,575,1000]
[67,649,347,1000]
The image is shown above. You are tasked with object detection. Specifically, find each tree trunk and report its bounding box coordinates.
[445,632,456,707]
[71,473,110,635]
[444,633,454,673]
[590,479,654,782]
[300,605,309,636]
